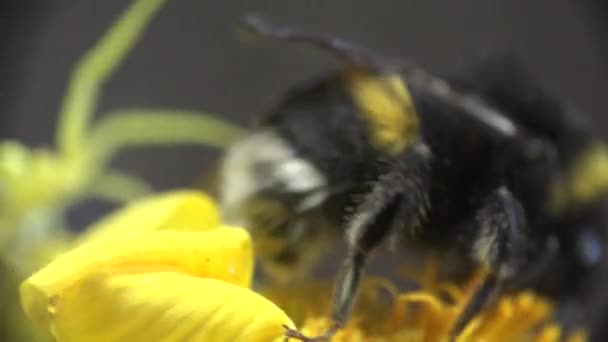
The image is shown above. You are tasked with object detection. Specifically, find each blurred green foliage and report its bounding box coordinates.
[0,0,244,339]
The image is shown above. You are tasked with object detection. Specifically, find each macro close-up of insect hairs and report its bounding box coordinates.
[218,15,608,342]
[2,0,608,341]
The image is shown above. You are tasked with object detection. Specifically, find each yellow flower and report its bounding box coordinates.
[21,190,588,342]
[267,278,587,342]
[21,191,294,342]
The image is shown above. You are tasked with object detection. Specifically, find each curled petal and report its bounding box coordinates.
[79,190,220,244]
[21,227,253,328]
[50,272,294,342]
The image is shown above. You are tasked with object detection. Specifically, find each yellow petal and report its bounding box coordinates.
[78,190,220,244]
[21,227,253,327]
[51,272,294,342]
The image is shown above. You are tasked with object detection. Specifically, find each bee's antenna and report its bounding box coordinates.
[242,15,519,139]
[242,14,389,70]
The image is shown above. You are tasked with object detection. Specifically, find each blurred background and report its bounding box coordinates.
[0,0,607,229]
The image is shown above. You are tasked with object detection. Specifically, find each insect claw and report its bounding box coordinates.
[282,324,335,342]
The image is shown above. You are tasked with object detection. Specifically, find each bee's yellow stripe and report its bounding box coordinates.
[347,72,420,154]
[550,143,608,212]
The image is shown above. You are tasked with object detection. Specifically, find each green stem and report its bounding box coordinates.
[86,109,246,172]
[56,0,168,159]
[88,169,154,203]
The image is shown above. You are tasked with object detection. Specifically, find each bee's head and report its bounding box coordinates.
[218,129,337,282]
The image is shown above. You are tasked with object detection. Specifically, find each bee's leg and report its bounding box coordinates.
[449,272,500,341]
[284,143,432,341]
[450,186,528,340]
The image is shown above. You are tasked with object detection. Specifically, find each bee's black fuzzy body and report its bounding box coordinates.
[219,21,608,340]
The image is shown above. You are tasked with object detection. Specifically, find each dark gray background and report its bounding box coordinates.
[1,0,607,225]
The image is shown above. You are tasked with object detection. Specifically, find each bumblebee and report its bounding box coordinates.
[218,17,608,340]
